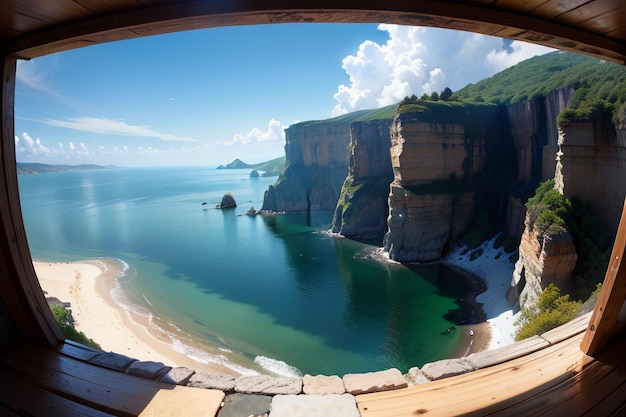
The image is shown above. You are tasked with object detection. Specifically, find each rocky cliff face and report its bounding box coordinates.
[508,214,578,310]
[382,105,502,262]
[557,107,626,234]
[331,120,393,240]
[262,120,354,212]
[504,89,574,238]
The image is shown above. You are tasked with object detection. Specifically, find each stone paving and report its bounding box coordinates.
[77,315,589,416]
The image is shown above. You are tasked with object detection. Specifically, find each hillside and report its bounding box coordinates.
[452,51,626,122]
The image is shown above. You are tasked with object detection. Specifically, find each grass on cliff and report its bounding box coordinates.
[51,304,101,350]
[525,180,612,301]
[525,179,571,237]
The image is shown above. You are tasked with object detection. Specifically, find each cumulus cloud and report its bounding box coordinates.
[331,25,554,116]
[41,116,199,142]
[219,119,286,146]
[15,132,53,156]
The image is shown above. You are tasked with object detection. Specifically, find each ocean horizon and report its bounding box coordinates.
[19,166,477,376]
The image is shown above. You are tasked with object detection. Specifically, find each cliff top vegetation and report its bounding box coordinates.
[289,104,398,131]
[451,51,626,123]
[526,179,612,300]
[396,100,498,126]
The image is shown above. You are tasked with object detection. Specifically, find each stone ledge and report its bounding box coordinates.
[421,358,475,380]
[235,375,302,395]
[270,394,360,417]
[303,374,345,395]
[343,368,407,395]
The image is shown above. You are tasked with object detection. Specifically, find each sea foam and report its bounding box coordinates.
[254,355,302,378]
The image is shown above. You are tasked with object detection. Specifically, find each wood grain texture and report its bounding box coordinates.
[357,333,626,416]
[0,0,624,63]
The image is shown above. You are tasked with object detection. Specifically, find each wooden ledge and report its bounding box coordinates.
[356,331,626,416]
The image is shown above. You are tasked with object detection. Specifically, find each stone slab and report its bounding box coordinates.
[217,393,271,417]
[139,385,224,417]
[235,375,302,395]
[127,360,168,380]
[421,358,474,380]
[302,374,345,395]
[88,352,137,371]
[270,394,360,417]
[342,368,407,395]
[405,367,431,386]
[188,372,237,392]
[160,367,195,386]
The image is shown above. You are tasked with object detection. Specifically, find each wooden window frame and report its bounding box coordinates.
[0,4,624,354]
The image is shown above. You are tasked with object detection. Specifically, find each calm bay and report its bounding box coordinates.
[18,166,475,376]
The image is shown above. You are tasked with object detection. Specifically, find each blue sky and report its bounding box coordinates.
[15,23,553,167]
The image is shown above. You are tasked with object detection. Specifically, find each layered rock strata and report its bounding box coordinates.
[508,214,578,310]
[262,114,367,212]
[504,89,574,237]
[331,119,393,240]
[383,104,499,262]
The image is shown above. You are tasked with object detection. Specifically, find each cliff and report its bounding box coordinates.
[508,215,578,310]
[504,89,574,238]
[331,119,394,240]
[261,110,392,212]
[382,102,504,262]
[556,105,626,234]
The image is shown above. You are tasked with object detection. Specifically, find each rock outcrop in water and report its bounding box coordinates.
[217,193,237,209]
[331,119,394,240]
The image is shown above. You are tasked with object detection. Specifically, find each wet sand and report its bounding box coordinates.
[35,259,241,376]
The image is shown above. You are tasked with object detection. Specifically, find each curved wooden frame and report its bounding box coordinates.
[0,1,624,357]
[6,1,626,63]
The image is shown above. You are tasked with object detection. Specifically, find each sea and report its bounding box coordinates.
[18,166,476,377]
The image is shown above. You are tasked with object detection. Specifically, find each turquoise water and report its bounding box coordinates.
[18,166,473,376]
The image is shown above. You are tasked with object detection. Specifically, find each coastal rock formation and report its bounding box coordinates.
[557,108,626,234]
[508,214,578,310]
[383,104,500,262]
[261,110,394,213]
[217,193,237,209]
[331,119,393,240]
[504,89,574,237]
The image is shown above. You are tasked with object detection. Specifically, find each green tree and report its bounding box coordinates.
[515,284,582,340]
[440,87,453,101]
[430,91,440,101]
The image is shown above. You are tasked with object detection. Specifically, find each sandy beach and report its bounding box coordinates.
[444,235,519,351]
[34,259,241,376]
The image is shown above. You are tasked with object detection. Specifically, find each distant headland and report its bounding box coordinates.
[16,162,118,174]
[216,156,285,177]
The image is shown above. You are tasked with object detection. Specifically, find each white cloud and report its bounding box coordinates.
[41,116,199,142]
[16,60,64,99]
[332,25,554,116]
[15,132,53,156]
[219,119,286,146]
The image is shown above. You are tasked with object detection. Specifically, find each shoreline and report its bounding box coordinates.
[34,244,514,379]
[444,263,491,358]
[35,259,242,376]
[443,236,519,351]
